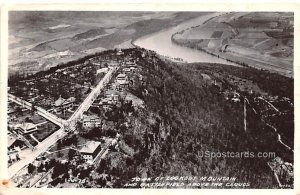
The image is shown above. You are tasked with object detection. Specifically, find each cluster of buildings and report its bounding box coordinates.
[81,52,146,127]
[53,96,76,114]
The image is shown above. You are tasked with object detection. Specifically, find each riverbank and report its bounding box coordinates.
[170,12,294,78]
[133,12,239,66]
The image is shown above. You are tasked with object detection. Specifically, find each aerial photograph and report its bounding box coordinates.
[7,11,294,188]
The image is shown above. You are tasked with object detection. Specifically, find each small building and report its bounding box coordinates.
[108,61,118,67]
[99,97,115,112]
[102,103,114,112]
[129,67,136,72]
[116,81,129,91]
[231,91,240,102]
[8,104,17,115]
[14,122,37,135]
[8,150,20,162]
[78,141,102,162]
[54,96,76,113]
[122,68,131,73]
[116,73,127,83]
[105,90,121,102]
[97,67,109,74]
[91,62,106,68]
[82,115,102,128]
[8,115,17,123]
[124,61,137,67]
[116,48,124,56]
[8,135,25,150]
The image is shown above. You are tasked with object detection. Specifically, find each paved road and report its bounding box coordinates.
[8,129,67,179]
[8,94,66,125]
[7,66,118,179]
[8,94,66,178]
[67,66,118,125]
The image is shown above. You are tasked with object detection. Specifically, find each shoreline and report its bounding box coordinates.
[170,14,293,78]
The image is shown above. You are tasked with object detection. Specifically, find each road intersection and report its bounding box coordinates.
[8,66,118,179]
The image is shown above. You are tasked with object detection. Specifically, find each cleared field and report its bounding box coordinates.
[9,11,201,75]
[172,12,294,77]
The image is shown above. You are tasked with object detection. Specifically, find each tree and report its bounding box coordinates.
[16,107,23,116]
[27,163,36,174]
[31,103,36,113]
[71,135,78,146]
[57,151,64,158]
[25,117,33,123]
[52,162,68,179]
[37,163,45,172]
[68,149,76,160]
[57,140,62,150]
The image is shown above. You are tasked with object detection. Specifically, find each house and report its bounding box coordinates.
[115,74,129,91]
[102,103,114,112]
[129,67,136,72]
[8,104,17,115]
[116,73,127,83]
[14,122,37,135]
[116,81,129,91]
[8,135,25,150]
[116,49,124,56]
[99,97,114,111]
[82,115,102,128]
[92,62,102,67]
[97,67,109,74]
[78,141,102,162]
[8,150,20,162]
[8,115,17,123]
[54,96,76,113]
[105,90,121,102]
[108,61,118,67]
[122,68,131,73]
[124,61,137,67]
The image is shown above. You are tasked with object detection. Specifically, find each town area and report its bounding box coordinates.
[8,48,144,187]
[7,47,294,188]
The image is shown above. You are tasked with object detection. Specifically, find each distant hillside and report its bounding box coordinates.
[172,12,294,77]
[72,28,106,40]
[80,12,203,50]
[9,11,202,75]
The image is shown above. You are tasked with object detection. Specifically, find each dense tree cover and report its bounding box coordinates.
[102,49,293,188]
[188,63,294,99]
[13,48,292,188]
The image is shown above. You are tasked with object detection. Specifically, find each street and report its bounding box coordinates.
[8,66,118,179]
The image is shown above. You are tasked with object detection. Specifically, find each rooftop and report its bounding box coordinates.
[8,136,17,147]
[55,96,75,107]
[14,122,36,131]
[105,89,121,96]
[79,141,101,154]
[116,74,126,79]
[83,114,101,122]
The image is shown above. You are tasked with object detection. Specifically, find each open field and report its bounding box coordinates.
[9,11,201,75]
[172,12,293,77]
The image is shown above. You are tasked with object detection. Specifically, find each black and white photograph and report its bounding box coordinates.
[3,9,295,189]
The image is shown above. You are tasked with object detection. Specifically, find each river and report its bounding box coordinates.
[134,12,236,65]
